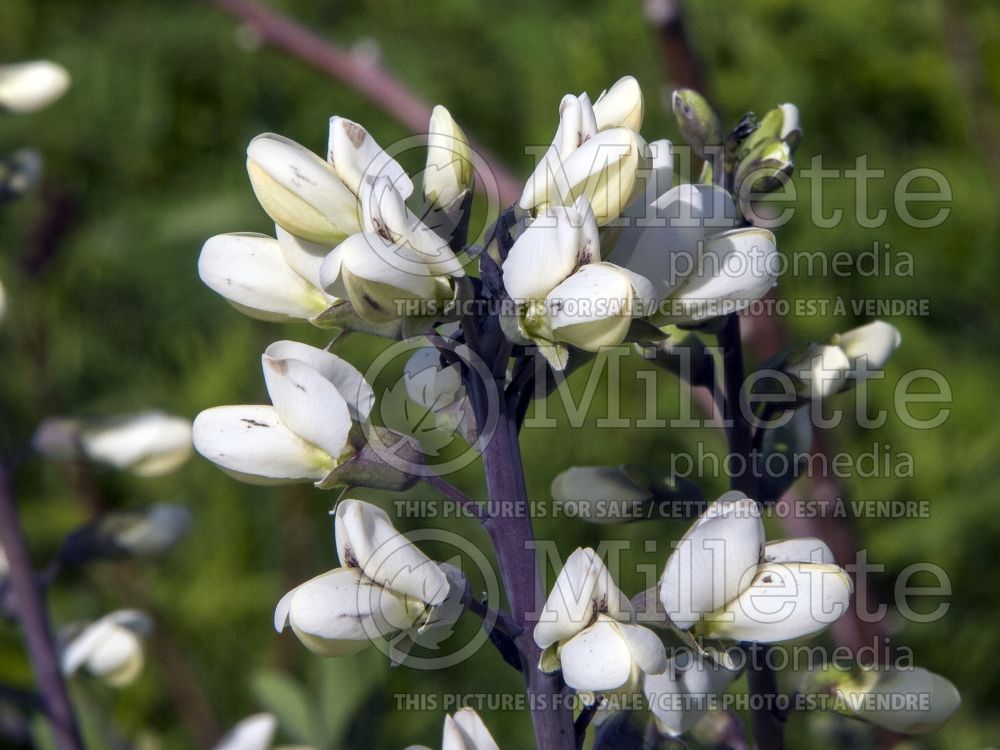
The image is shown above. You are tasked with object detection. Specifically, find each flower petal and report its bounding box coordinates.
[199,232,331,321]
[261,354,352,461]
[212,714,278,750]
[274,224,334,292]
[618,623,667,675]
[0,60,70,114]
[502,206,585,303]
[611,183,737,302]
[660,494,764,631]
[644,649,741,737]
[80,411,192,477]
[442,708,500,750]
[835,667,960,735]
[247,134,361,244]
[334,499,450,606]
[264,340,373,422]
[559,616,634,692]
[668,227,778,322]
[545,263,636,351]
[283,567,415,656]
[592,75,644,133]
[328,116,413,198]
[837,321,901,372]
[534,547,621,648]
[192,405,333,484]
[703,562,853,642]
[764,538,835,565]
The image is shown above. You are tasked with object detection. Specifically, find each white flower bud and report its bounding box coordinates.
[424,105,473,208]
[328,116,413,198]
[79,411,192,477]
[440,708,499,750]
[0,60,70,114]
[592,75,644,133]
[550,466,651,523]
[246,134,361,244]
[62,610,151,687]
[834,320,901,372]
[105,503,192,557]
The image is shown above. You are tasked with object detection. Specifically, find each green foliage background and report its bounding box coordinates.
[1,0,999,748]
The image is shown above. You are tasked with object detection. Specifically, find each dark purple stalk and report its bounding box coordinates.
[717,313,785,750]
[0,455,84,750]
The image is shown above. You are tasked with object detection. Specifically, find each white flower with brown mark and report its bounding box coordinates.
[275,500,462,660]
[61,610,151,687]
[659,492,852,642]
[534,548,666,695]
[193,341,373,486]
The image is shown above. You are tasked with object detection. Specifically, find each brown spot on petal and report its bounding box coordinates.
[343,122,367,148]
[762,574,773,584]
[240,418,269,428]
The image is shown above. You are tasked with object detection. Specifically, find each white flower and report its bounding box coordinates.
[193,341,373,485]
[519,79,649,226]
[533,548,666,694]
[502,200,599,305]
[424,105,473,209]
[540,262,655,352]
[213,714,277,750]
[405,707,500,750]
[783,321,902,400]
[659,493,852,642]
[246,134,362,245]
[610,183,778,322]
[327,115,413,199]
[198,231,335,323]
[0,276,6,325]
[61,610,150,687]
[643,648,741,737]
[550,466,651,523]
[78,411,192,477]
[834,666,960,734]
[0,60,70,114]
[404,344,476,443]
[275,500,460,658]
[103,503,192,557]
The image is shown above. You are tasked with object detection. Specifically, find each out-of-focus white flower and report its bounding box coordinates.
[0,276,6,325]
[0,61,70,114]
[405,707,500,750]
[659,493,852,642]
[834,666,960,734]
[519,78,649,226]
[550,466,652,523]
[643,648,741,737]
[534,548,666,694]
[193,341,373,486]
[611,184,778,323]
[77,411,192,477]
[424,105,473,210]
[104,503,193,557]
[61,610,151,687]
[782,321,902,400]
[0,544,8,582]
[213,713,277,750]
[198,231,336,323]
[275,500,462,659]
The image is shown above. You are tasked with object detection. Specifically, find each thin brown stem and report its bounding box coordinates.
[205,0,523,204]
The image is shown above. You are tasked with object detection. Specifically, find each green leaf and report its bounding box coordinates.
[252,670,320,746]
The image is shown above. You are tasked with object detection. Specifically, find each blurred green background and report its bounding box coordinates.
[1,0,999,748]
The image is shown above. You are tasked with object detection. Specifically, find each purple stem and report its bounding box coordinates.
[0,455,84,750]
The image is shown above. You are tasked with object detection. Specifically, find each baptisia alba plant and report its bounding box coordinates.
[406,708,499,750]
[61,610,151,688]
[275,500,463,661]
[183,76,960,750]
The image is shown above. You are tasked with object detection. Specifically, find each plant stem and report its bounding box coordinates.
[717,313,784,750]
[467,317,574,749]
[0,455,84,750]
[421,474,484,521]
